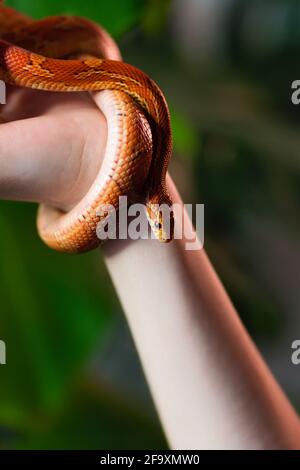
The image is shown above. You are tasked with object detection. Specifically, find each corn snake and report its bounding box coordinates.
[0,2,173,253]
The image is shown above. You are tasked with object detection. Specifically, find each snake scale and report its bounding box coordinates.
[0,2,173,253]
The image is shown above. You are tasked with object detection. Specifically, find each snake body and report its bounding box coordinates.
[0,3,173,253]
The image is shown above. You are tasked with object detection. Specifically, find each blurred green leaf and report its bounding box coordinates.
[170,110,198,158]
[13,381,167,450]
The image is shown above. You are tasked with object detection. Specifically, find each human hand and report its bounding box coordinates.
[0,85,107,211]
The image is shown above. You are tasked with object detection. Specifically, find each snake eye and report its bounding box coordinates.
[155,221,162,229]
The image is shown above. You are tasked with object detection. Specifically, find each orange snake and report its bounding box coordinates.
[0,2,173,253]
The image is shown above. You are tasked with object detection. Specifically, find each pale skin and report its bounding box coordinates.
[0,85,105,210]
[1,85,300,449]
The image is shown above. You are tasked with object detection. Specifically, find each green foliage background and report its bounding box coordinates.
[1,0,299,449]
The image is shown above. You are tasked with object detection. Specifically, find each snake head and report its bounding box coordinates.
[146,193,174,243]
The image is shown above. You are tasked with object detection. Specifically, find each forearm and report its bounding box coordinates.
[102,176,300,450]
